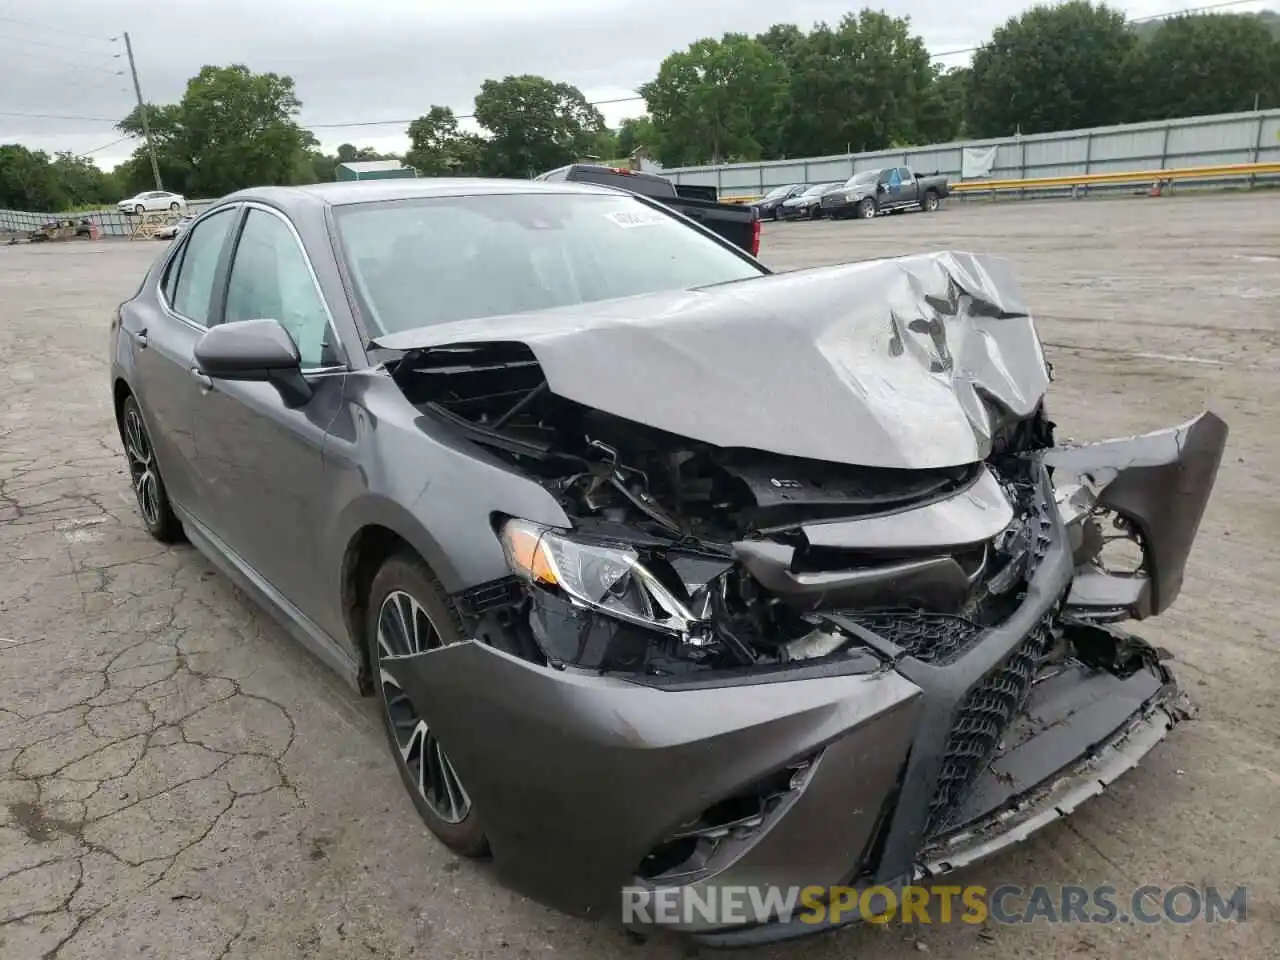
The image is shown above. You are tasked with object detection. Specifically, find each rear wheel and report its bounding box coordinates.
[169,201,180,212]
[369,552,489,858]
[118,395,183,542]
[921,190,940,212]
[856,198,877,219]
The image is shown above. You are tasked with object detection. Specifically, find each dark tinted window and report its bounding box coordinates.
[170,208,235,325]
[334,192,762,335]
[567,167,676,198]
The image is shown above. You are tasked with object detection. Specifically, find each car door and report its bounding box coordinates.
[124,205,239,518]
[896,167,919,208]
[881,167,904,207]
[191,203,348,624]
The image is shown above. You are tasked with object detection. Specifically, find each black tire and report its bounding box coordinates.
[134,204,145,216]
[169,201,180,211]
[118,394,183,543]
[856,198,877,220]
[368,551,489,858]
[921,190,940,213]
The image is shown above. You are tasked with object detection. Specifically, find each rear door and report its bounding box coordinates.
[123,205,239,518]
[190,203,348,624]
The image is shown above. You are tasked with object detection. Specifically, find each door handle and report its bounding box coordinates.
[189,367,213,390]
[129,327,148,348]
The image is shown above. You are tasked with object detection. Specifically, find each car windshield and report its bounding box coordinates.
[847,172,880,187]
[800,183,834,196]
[333,192,764,335]
[763,185,792,199]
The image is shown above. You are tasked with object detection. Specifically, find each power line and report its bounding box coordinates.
[0,32,121,58]
[304,95,647,130]
[0,13,115,43]
[0,110,118,122]
[77,135,132,157]
[6,46,125,74]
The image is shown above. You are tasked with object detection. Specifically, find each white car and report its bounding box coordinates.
[117,190,186,216]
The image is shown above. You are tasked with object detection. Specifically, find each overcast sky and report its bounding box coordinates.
[0,0,1269,170]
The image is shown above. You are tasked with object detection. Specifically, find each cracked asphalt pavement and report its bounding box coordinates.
[2,193,1278,959]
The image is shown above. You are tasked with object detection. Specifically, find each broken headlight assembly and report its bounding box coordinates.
[498,519,715,646]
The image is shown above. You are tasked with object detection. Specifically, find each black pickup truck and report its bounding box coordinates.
[819,166,950,220]
[535,164,760,256]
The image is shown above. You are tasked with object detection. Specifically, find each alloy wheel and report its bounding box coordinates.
[123,406,162,528]
[377,590,471,824]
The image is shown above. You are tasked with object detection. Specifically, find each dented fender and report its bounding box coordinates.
[1045,411,1228,620]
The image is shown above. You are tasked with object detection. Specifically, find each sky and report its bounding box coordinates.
[0,0,1272,170]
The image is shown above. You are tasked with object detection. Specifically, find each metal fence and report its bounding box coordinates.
[661,109,1280,199]
[0,199,216,237]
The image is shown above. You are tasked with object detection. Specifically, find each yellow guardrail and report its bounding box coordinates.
[712,160,1280,205]
[952,161,1280,193]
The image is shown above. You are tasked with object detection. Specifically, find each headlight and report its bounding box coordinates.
[499,518,711,642]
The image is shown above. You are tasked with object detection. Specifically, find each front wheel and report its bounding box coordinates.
[856,198,877,219]
[134,204,145,216]
[921,190,940,213]
[169,202,180,212]
[369,552,489,858]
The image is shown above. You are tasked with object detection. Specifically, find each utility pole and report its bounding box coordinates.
[123,31,163,190]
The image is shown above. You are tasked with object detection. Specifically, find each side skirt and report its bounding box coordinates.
[174,504,362,692]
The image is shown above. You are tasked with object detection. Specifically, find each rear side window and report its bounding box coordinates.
[170,208,235,325]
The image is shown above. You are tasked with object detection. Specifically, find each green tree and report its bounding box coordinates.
[471,76,604,177]
[918,67,971,144]
[50,152,119,206]
[0,144,67,210]
[782,12,942,157]
[117,65,317,197]
[755,23,807,69]
[405,106,485,176]
[616,116,657,159]
[1136,14,1280,119]
[968,1,1139,137]
[641,33,788,166]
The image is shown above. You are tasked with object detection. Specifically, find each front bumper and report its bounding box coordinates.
[820,196,865,216]
[779,203,818,219]
[379,414,1225,943]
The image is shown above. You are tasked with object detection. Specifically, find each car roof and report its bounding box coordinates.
[217,177,620,215]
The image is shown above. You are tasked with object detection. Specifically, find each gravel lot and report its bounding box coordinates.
[2,193,1277,959]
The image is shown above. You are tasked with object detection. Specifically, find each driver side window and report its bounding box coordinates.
[224,209,338,368]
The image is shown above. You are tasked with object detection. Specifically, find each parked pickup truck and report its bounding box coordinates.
[819,166,950,220]
[535,164,760,256]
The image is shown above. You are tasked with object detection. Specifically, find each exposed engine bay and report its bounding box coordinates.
[391,341,1101,677]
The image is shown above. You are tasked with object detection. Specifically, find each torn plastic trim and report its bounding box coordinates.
[916,695,1187,878]
[734,540,974,613]
[799,466,1014,551]
[1048,411,1228,620]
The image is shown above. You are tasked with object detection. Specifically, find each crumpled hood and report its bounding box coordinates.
[372,250,1051,470]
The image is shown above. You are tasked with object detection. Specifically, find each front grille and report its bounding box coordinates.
[924,618,1056,837]
[841,612,983,664]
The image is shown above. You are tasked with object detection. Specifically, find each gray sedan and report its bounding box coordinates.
[109,178,1227,944]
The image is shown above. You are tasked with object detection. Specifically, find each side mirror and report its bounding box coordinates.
[194,318,312,407]
[877,182,889,193]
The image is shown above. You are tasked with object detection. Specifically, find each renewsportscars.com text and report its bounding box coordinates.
[621,883,1248,927]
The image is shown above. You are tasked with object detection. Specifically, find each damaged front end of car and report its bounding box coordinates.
[371,251,1227,942]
